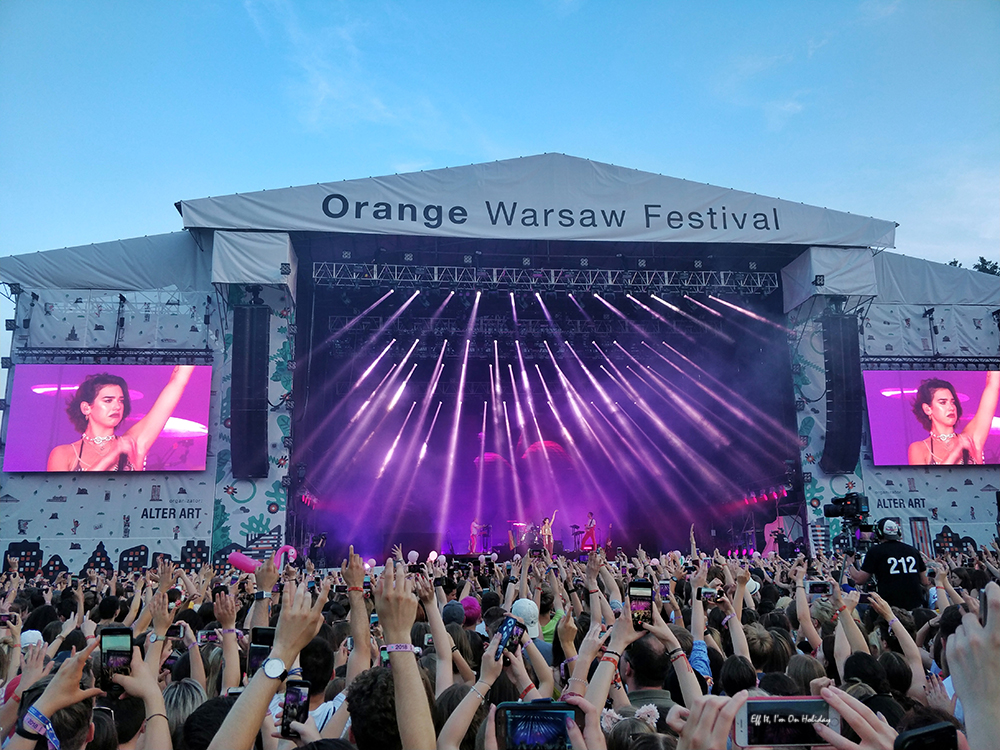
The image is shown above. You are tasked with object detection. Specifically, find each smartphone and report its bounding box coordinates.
[163,650,180,670]
[628,580,654,627]
[495,615,526,661]
[805,580,832,597]
[197,630,219,644]
[733,696,840,747]
[166,623,183,639]
[227,687,244,697]
[280,680,311,739]
[334,584,347,594]
[496,701,583,750]
[858,592,872,604]
[658,580,671,598]
[696,587,719,603]
[684,564,698,574]
[379,645,389,664]
[408,563,422,574]
[980,588,989,626]
[0,613,15,626]
[529,548,544,559]
[363,575,372,591]
[248,626,276,677]
[307,579,316,591]
[344,636,354,651]
[370,613,379,628]
[100,626,133,695]
[893,721,958,750]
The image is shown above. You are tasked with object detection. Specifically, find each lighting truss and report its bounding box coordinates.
[313,263,778,295]
[14,347,215,365]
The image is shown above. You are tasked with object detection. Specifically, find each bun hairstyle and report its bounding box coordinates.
[911,378,961,431]
[66,373,131,432]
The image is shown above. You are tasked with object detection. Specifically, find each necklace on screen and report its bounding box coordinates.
[931,432,957,441]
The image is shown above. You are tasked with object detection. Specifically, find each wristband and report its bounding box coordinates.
[600,655,619,666]
[721,613,735,627]
[221,628,239,635]
[347,586,364,592]
[519,683,534,700]
[667,647,683,658]
[25,706,59,750]
[15,725,42,742]
[603,648,622,659]
[385,643,415,653]
[146,713,168,723]
[888,617,899,629]
[588,589,599,595]
[670,651,688,662]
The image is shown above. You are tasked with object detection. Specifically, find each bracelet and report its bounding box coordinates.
[86,634,97,640]
[451,645,459,653]
[670,651,688,663]
[568,676,588,685]
[146,713,168,723]
[600,655,619,666]
[221,628,239,635]
[519,683,534,700]
[469,683,489,703]
[385,643,415,653]
[721,613,735,628]
[888,617,899,629]
[603,649,622,659]
[667,647,684,658]
[15,725,42,742]
[588,589,599,595]
[347,586,363,592]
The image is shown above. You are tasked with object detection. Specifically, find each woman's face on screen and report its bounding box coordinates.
[922,387,958,430]
[83,384,126,430]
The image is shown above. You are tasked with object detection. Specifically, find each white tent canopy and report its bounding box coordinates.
[178,153,897,247]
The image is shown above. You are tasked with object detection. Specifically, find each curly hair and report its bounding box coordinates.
[911,378,961,431]
[347,666,403,750]
[65,372,131,433]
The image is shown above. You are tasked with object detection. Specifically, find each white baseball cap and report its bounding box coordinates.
[511,598,540,639]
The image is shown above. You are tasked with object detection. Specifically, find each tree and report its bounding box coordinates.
[972,256,999,275]
[949,259,962,267]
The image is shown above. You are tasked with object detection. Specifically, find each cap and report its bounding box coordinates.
[511,598,540,639]
[879,519,902,541]
[20,630,44,649]
[442,601,466,626]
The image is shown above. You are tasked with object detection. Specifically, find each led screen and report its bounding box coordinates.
[3,364,212,472]
[863,369,1000,466]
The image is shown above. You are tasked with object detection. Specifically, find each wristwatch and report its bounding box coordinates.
[254,591,273,601]
[262,657,288,681]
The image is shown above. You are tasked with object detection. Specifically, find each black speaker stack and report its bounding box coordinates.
[818,314,863,475]
[231,305,270,478]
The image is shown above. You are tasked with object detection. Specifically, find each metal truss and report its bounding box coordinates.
[313,262,779,295]
[14,347,216,365]
[861,355,1000,370]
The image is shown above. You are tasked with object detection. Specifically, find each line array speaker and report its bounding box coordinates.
[819,314,863,475]
[231,305,270,478]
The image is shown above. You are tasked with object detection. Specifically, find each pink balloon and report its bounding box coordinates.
[228,551,260,574]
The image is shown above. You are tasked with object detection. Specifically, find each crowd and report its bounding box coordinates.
[1,522,999,750]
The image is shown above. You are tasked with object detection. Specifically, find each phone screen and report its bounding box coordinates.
[807,581,832,596]
[737,697,838,747]
[197,630,218,644]
[248,644,269,677]
[495,615,526,660]
[100,629,133,692]
[498,703,582,750]
[280,681,311,738]
[166,624,183,639]
[628,581,653,626]
[658,580,671,598]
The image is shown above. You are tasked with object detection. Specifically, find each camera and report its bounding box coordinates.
[823,492,869,519]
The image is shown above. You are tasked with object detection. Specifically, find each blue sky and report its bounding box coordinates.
[1,0,997,266]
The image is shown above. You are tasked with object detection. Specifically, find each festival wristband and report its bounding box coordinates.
[384,643,415,653]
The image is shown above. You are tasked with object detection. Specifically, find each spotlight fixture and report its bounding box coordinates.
[8,283,22,295]
[403,252,413,262]
[580,258,589,267]
[282,435,293,449]
[280,475,292,488]
[522,257,531,267]
[341,250,352,259]
[4,319,15,331]
[0,358,10,369]
[922,308,935,318]
[280,262,291,275]
[812,274,825,287]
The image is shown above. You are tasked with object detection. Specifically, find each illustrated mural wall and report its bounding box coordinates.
[789,298,1000,557]
[0,284,294,575]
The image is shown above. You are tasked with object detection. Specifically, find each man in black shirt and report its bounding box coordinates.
[846,519,929,610]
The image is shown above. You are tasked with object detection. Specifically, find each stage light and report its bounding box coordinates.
[4,319,15,331]
[812,275,825,286]
[280,263,291,275]
[8,283,21,295]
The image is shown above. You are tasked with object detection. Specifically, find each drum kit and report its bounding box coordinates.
[509,520,541,547]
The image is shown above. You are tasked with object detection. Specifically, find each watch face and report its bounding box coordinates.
[263,657,285,679]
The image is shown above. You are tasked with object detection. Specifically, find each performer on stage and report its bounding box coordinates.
[540,509,558,555]
[469,518,484,554]
[581,511,597,550]
[47,365,195,472]
[907,371,998,465]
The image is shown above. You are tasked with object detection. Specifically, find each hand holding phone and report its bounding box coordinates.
[280,680,311,738]
[734,696,840,747]
[495,615,526,660]
[628,579,653,627]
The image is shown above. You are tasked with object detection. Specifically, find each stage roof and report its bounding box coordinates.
[177,153,897,248]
